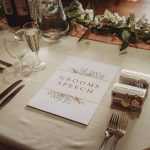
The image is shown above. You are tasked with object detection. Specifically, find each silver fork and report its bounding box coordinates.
[99,113,119,150]
[110,112,129,150]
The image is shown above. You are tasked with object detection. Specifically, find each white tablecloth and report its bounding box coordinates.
[0,30,150,150]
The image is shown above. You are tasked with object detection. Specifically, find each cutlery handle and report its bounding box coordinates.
[0,85,25,109]
[99,137,109,150]
[0,60,12,67]
[110,137,119,150]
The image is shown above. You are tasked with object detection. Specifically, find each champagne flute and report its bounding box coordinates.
[3,31,32,78]
[23,22,47,72]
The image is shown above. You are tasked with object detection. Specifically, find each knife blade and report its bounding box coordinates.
[0,84,25,109]
[0,80,23,100]
[0,60,12,67]
[0,66,5,73]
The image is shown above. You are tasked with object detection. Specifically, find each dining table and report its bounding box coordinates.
[0,29,150,150]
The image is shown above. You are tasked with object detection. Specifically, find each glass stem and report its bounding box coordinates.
[18,58,23,72]
[35,51,40,67]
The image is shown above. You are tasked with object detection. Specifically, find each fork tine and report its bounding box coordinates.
[109,114,119,130]
[109,114,114,125]
[119,113,129,130]
[99,113,119,150]
[112,114,118,129]
[110,113,129,150]
[115,114,119,127]
[110,114,115,126]
[122,113,129,130]
[109,114,115,127]
[118,113,124,129]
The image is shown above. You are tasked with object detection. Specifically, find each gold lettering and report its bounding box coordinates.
[87,89,94,94]
[89,71,94,76]
[80,87,86,91]
[80,81,86,85]
[95,84,99,89]
[72,67,78,73]
[72,79,78,83]
[68,84,73,88]
[87,83,94,87]
[74,85,79,89]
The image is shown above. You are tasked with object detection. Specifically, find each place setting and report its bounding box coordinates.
[99,112,129,150]
[1,22,150,150]
[25,55,149,149]
[0,21,48,110]
[0,0,150,150]
[0,0,70,110]
[98,67,150,149]
[1,22,48,79]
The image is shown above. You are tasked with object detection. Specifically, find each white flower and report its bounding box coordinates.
[85,9,94,20]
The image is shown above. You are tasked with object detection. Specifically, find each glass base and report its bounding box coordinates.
[3,67,32,81]
[14,67,32,78]
[2,61,32,82]
[2,67,17,82]
[32,62,47,72]
[13,61,32,77]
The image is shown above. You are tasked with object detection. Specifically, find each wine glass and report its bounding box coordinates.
[3,31,32,78]
[23,22,47,72]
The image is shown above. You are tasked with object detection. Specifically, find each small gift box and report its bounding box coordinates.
[112,83,147,111]
[119,69,150,89]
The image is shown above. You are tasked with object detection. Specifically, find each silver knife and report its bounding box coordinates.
[0,84,25,109]
[0,60,12,67]
[0,66,5,73]
[0,80,23,100]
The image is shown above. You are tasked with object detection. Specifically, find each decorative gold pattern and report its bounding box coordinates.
[133,79,149,89]
[47,89,85,105]
[69,67,105,80]
[124,94,143,111]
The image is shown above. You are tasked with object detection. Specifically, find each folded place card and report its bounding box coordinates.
[27,56,118,125]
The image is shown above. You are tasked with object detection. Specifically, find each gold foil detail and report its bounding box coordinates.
[121,99,130,108]
[133,79,149,89]
[58,75,99,94]
[69,67,105,80]
[48,90,85,105]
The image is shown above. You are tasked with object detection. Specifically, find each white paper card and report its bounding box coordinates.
[28,56,119,125]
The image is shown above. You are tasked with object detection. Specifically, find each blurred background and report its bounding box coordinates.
[62,0,150,20]
[0,0,150,27]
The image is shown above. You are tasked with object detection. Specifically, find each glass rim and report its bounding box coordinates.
[3,29,26,42]
[23,21,39,29]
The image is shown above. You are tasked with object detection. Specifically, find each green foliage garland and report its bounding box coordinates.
[65,0,150,52]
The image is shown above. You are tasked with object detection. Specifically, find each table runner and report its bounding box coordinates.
[0,17,150,50]
[69,23,150,51]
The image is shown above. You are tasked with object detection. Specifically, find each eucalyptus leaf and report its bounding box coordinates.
[78,28,91,42]
[130,13,135,22]
[120,40,129,51]
[121,30,131,41]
